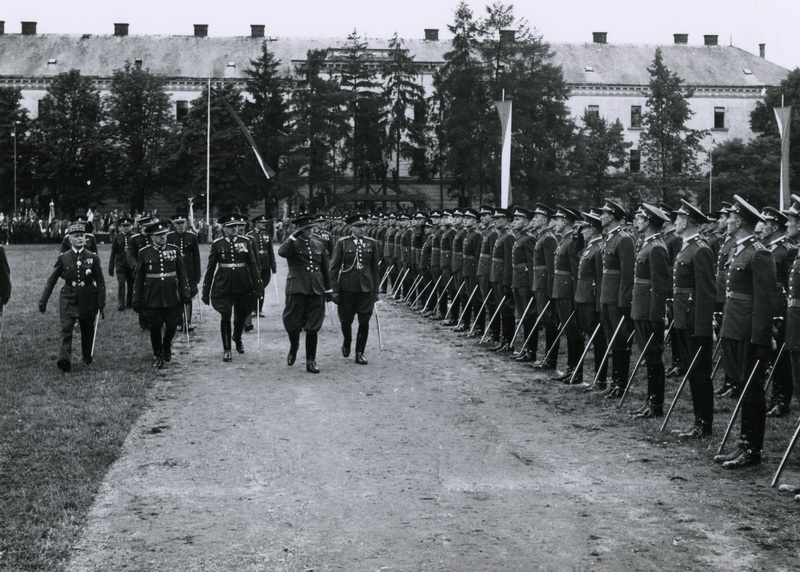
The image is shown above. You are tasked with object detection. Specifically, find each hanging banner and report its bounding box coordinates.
[495,100,512,208]
[774,106,792,210]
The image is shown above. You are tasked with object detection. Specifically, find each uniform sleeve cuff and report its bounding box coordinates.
[325,289,333,293]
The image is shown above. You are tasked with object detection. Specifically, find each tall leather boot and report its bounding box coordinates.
[287,331,300,365]
[341,322,353,358]
[162,323,177,362]
[150,327,163,368]
[221,320,232,362]
[355,322,369,364]
[306,331,320,373]
[634,363,664,417]
[544,327,560,368]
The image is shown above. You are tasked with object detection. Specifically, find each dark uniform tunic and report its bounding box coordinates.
[511,230,535,352]
[278,234,331,333]
[575,236,608,383]
[490,229,515,343]
[167,230,202,294]
[672,233,716,432]
[600,225,636,388]
[109,230,135,309]
[40,248,106,364]
[785,246,800,402]
[533,228,559,366]
[476,227,498,333]
[0,246,9,309]
[330,235,380,324]
[125,232,150,271]
[763,231,794,411]
[720,235,778,453]
[461,226,482,327]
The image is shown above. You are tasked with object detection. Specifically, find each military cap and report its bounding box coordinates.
[398,213,410,221]
[657,202,679,222]
[66,222,86,235]
[414,211,427,220]
[492,207,512,219]
[705,212,719,222]
[452,208,464,217]
[71,216,94,233]
[479,205,495,216]
[146,220,171,235]
[441,209,453,217]
[762,206,788,226]
[462,207,479,220]
[387,213,397,220]
[219,213,247,227]
[251,214,269,224]
[636,203,670,225]
[719,201,733,214]
[785,195,800,218]
[290,212,316,229]
[599,199,628,220]
[136,216,152,227]
[346,213,369,226]
[118,216,134,226]
[533,203,554,217]
[171,213,188,223]
[429,210,442,218]
[674,199,709,225]
[511,206,533,219]
[553,205,581,222]
[314,213,326,223]
[581,212,603,229]
[423,219,435,229]
[729,195,765,226]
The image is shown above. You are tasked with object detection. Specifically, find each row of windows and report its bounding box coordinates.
[586,104,727,129]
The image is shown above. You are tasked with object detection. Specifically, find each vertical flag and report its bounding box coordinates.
[774,106,792,210]
[495,100,513,208]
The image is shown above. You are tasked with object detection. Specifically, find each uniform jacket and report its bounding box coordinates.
[720,235,777,346]
[109,231,134,273]
[384,227,398,260]
[0,246,11,305]
[672,233,715,336]
[40,248,106,318]
[440,227,455,270]
[511,231,534,289]
[431,228,442,270]
[462,228,482,277]
[132,244,191,309]
[313,229,334,256]
[330,235,379,295]
[532,229,557,294]
[784,247,800,351]
[126,233,150,270]
[278,234,331,296]
[764,231,792,295]
[167,230,202,284]
[552,234,579,300]
[246,228,277,285]
[451,228,466,273]
[575,237,603,307]
[420,233,434,271]
[490,230,514,287]
[631,233,670,322]
[477,228,498,278]
[202,235,261,299]
[600,226,636,308]
[715,236,736,304]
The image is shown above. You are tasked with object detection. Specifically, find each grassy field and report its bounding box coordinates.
[0,244,163,571]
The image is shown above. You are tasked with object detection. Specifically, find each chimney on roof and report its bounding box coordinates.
[114,23,129,37]
[759,43,765,59]
[0,21,4,35]
[251,25,265,38]
[704,35,718,46]
[592,32,607,44]
[499,29,516,43]
[194,24,208,38]
[673,34,688,45]
[424,28,439,41]
[21,21,37,35]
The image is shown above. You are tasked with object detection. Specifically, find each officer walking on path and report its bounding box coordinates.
[167,213,201,331]
[108,216,135,311]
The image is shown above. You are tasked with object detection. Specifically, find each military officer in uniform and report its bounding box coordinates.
[473,206,497,337]
[125,216,152,270]
[278,213,333,373]
[714,195,778,468]
[247,215,277,318]
[39,223,106,372]
[457,208,482,332]
[488,208,515,351]
[509,206,535,361]
[132,221,191,368]
[670,200,717,437]
[108,216,135,311]
[551,206,583,380]
[201,213,262,362]
[629,204,670,418]
[530,204,560,369]
[167,213,201,331]
[330,213,380,364]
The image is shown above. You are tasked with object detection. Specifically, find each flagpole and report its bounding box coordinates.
[206,78,212,242]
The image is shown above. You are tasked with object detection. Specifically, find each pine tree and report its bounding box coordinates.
[639,48,706,202]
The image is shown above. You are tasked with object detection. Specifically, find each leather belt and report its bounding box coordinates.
[146,271,176,278]
[492,258,503,263]
[513,263,528,269]
[603,269,621,275]
[673,287,694,294]
[258,250,269,254]
[726,291,752,301]
[220,263,246,269]
[634,278,651,285]
[533,265,547,270]
[554,270,571,276]
[789,299,800,308]
[480,253,492,258]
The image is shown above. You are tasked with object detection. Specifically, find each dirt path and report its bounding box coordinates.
[66,264,800,571]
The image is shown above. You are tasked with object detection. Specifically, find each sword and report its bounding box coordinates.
[394,268,410,299]
[508,296,535,349]
[660,345,703,431]
[542,311,575,365]
[663,318,674,342]
[443,281,466,321]
[619,331,654,407]
[374,304,383,351]
[184,304,191,349]
[762,342,786,393]
[591,315,626,387]
[434,275,455,312]
[273,273,280,303]
[378,264,394,291]
[403,275,423,304]
[0,306,4,342]
[256,299,261,350]
[90,309,101,357]
[422,275,443,312]
[717,359,762,455]
[568,323,602,385]
[519,299,553,354]
[412,280,432,308]
[480,295,507,343]
[455,284,480,328]
[771,415,800,487]
[469,290,493,336]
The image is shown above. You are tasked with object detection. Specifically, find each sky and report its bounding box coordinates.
[4,0,800,70]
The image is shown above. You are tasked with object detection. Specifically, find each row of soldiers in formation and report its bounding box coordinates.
[309,194,800,491]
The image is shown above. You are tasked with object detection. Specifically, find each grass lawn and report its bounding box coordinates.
[0,243,163,571]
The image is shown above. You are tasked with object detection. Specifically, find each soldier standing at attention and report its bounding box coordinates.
[201,214,262,362]
[550,207,582,380]
[247,215,277,318]
[330,213,380,365]
[598,199,636,399]
[108,216,135,311]
[39,223,106,372]
[530,204,559,369]
[167,213,201,331]
[279,213,333,373]
[458,208,482,333]
[132,221,191,369]
[670,200,716,438]
[473,206,497,337]
[489,208,515,352]
[629,204,670,419]
[714,195,778,469]
[509,207,534,361]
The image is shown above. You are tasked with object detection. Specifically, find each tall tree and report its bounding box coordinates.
[337,30,387,185]
[28,69,106,215]
[568,110,631,205]
[286,49,349,211]
[0,87,31,214]
[104,62,174,212]
[710,136,779,210]
[381,33,426,185]
[162,83,261,213]
[638,48,706,202]
[242,41,292,216]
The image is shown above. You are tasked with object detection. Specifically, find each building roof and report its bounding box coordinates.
[0,33,789,88]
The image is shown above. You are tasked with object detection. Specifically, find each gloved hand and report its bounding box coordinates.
[325,292,333,303]
[331,293,339,305]
[38,301,46,313]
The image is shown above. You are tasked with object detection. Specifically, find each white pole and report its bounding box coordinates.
[206,78,212,242]
[495,97,512,208]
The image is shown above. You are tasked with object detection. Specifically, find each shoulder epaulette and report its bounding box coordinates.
[140,244,155,253]
[213,236,225,243]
